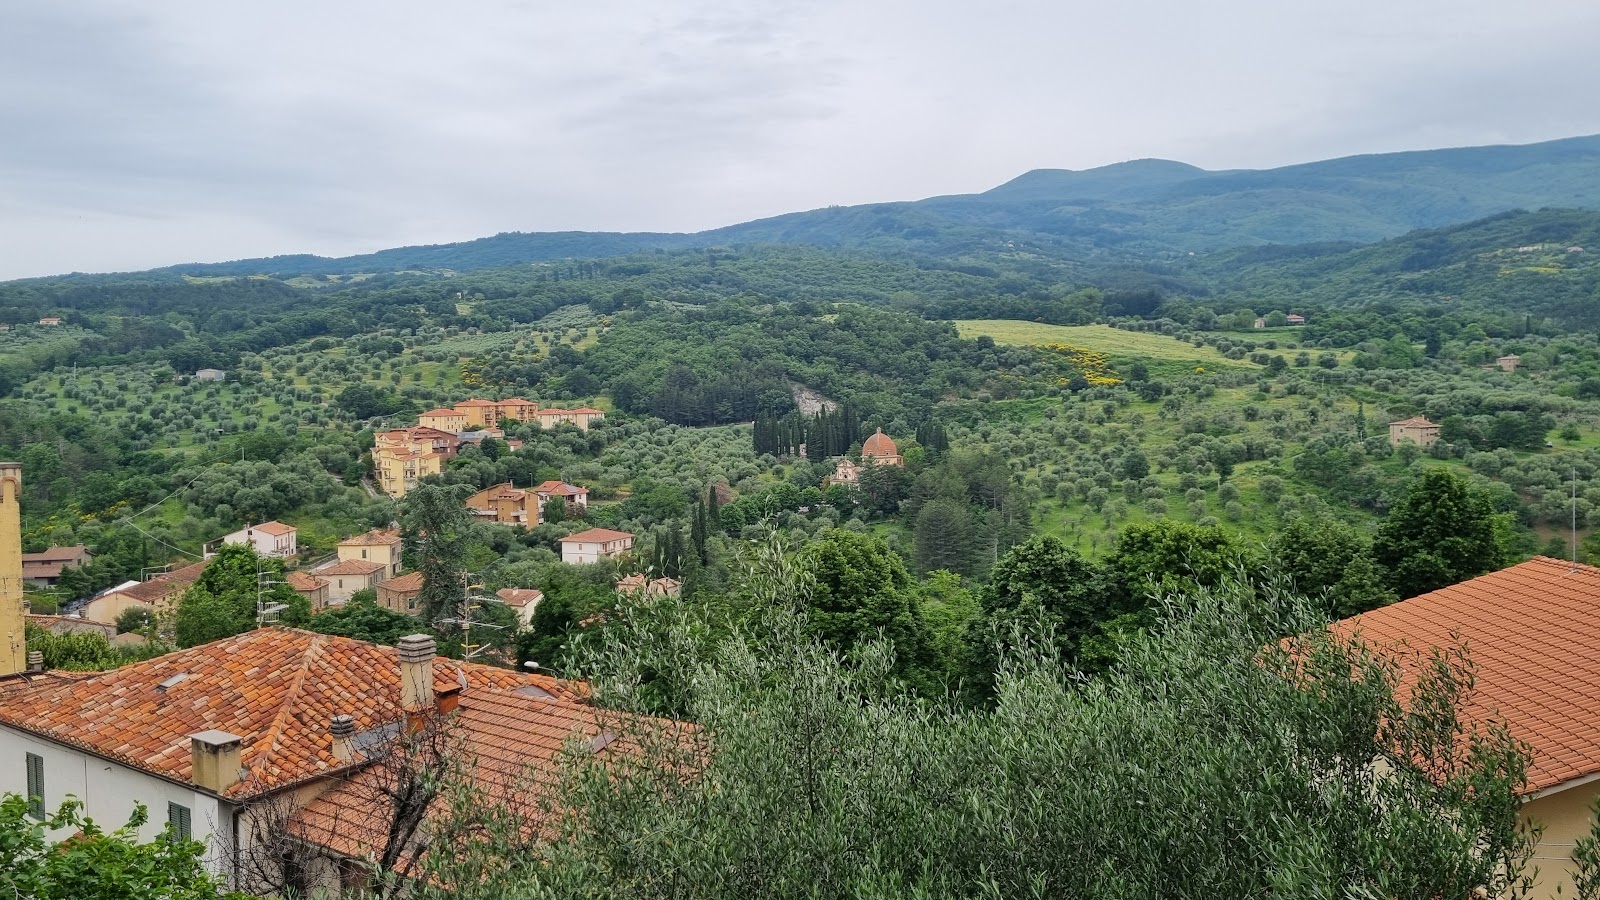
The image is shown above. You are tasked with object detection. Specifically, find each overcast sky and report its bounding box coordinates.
[2,0,1598,279]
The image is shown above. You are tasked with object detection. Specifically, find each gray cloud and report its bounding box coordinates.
[1,0,1598,278]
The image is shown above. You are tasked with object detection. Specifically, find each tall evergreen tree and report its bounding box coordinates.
[401,482,477,623]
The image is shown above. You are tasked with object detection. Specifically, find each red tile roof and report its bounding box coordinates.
[1334,557,1600,793]
[560,528,634,544]
[109,560,208,604]
[289,687,690,861]
[378,572,424,593]
[533,480,588,496]
[568,407,604,415]
[454,398,497,407]
[285,572,328,592]
[1388,416,1438,428]
[0,628,583,798]
[338,528,402,547]
[321,560,387,577]
[420,408,461,418]
[23,545,90,563]
[253,521,296,536]
[496,588,543,609]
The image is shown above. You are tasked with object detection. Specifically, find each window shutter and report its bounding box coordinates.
[25,753,44,819]
[168,802,192,841]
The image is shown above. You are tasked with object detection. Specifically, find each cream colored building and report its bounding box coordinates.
[336,529,404,581]
[559,528,634,564]
[536,407,605,431]
[418,408,469,433]
[466,483,539,527]
[1387,416,1440,448]
[372,427,460,498]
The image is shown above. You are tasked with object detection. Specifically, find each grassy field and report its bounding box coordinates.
[954,321,1250,368]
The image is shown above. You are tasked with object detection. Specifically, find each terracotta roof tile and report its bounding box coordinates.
[320,560,387,577]
[288,688,692,861]
[378,572,424,592]
[285,572,328,592]
[0,628,582,798]
[1334,557,1600,793]
[253,521,296,536]
[338,528,402,547]
[496,588,543,608]
[560,528,634,544]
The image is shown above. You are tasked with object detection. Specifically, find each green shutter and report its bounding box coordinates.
[25,753,44,819]
[167,802,191,841]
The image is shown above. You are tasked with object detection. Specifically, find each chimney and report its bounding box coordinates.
[330,714,357,763]
[0,463,25,678]
[190,730,244,793]
[26,651,43,674]
[396,634,436,713]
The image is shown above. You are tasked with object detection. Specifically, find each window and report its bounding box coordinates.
[361,549,367,559]
[25,753,44,819]
[168,802,191,841]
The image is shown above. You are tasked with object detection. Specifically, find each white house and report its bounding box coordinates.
[0,628,583,886]
[495,588,544,627]
[194,368,227,382]
[558,528,635,564]
[204,521,297,559]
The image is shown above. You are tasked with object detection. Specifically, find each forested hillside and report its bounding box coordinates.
[76,134,1600,280]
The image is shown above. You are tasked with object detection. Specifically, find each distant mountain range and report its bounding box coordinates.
[130,133,1600,278]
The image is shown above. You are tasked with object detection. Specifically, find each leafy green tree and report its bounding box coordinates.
[1104,519,1249,608]
[520,576,1536,900]
[798,530,935,691]
[1571,796,1600,900]
[966,536,1107,694]
[1372,468,1508,598]
[0,795,234,900]
[115,606,154,634]
[1269,517,1396,618]
[401,482,477,623]
[303,595,423,645]
[1119,448,1149,480]
[173,546,308,648]
[542,496,567,524]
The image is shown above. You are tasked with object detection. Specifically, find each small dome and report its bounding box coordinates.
[862,429,898,458]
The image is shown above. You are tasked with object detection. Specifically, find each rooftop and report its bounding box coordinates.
[1335,556,1600,793]
[106,560,209,604]
[251,521,296,537]
[338,528,402,547]
[285,571,328,592]
[22,545,90,563]
[560,528,635,544]
[496,588,543,608]
[0,628,583,798]
[1387,416,1438,428]
[320,560,388,577]
[289,687,683,862]
[378,571,424,592]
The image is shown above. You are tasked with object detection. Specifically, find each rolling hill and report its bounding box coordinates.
[137,134,1600,279]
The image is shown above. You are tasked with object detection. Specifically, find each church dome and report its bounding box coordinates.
[862,429,898,458]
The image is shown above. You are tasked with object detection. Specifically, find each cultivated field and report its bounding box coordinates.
[954,321,1250,367]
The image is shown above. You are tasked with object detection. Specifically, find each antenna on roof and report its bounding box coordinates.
[1573,466,1580,572]
[256,558,290,626]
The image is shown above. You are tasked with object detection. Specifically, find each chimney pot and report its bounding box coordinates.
[396,634,436,714]
[330,714,357,763]
[189,729,244,793]
[25,650,43,672]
